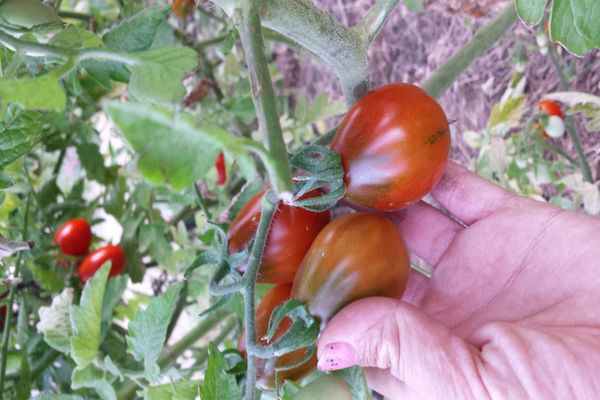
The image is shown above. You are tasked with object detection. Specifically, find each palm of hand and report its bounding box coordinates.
[319,162,600,399]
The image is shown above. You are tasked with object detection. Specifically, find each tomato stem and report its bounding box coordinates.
[359,0,402,44]
[0,193,30,398]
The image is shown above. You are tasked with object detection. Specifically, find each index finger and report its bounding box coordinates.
[432,161,516,225]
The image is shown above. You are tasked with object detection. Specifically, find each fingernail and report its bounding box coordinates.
[317,342,358,371]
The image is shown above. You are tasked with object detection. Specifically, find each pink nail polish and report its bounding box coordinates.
[317,342,359,371]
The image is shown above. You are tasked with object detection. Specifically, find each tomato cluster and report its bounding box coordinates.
[232,83,447,389]
[54,218,125,284]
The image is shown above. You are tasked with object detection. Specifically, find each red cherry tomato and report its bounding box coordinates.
[78,245,125,283]
[170,0,194,17]
[331,83,450,211]
[227,190,330,284]
[292,213,410,325]
[55,218,92,256]
[238,284,316,389]
[214,151,227,186]
[538,100,564,118]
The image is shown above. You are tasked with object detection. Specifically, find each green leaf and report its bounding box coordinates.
[0,0,62,29]
[199,343,243,400]
[550,0,595,56]
[103,7,170,51]
[122,238,145,283]
[70,264,110,368]
[0,68,67,110]
[0,112,43,169]
[76,142,109,183]
[71,363,117,400]
[570,0,600,47]
[0,235,31,261]
[488,96,526,128]
[129,46,197,105]
[0,171,13,189]
[514,0,548,25]
[145,379,201,400]
[105,101,258,189]
[50,25,103,49]
[127,282,184,382]
[15,347,31,400]
[333,366,372,400]
[32,394,84,400]
[37,288,74,353]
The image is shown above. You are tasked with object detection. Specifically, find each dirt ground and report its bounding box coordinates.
[271,0,600,179]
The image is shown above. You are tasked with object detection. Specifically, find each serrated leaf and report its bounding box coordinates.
[0,67,66,110]
[488,96,525,128]
[50,25,103,49]
[127,282,184,382]
[105,101,258,189]
[550,0,596,56]
[145,379,200,400]
[70,264,110,368]
[128,46,197,105]
[37,289,74,353]
[104,7,170,51]
[199,343,243,400]
[514,0,548,26]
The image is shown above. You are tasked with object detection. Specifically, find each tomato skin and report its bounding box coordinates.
[331,83,450,211]
[245,284,316,389]
[291,213,410,325]
[55,218,92,256]
[538,100,564,118]
[227,191,330,284]
[214,151,227,185]
[170,0,194,17]
[292,375,352,400]
[78,245,125,283]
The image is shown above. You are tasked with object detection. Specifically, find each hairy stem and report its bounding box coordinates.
[239,1,293,195]
[422,3,517,99]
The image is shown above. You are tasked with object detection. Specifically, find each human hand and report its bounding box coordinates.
[317,161,600,399]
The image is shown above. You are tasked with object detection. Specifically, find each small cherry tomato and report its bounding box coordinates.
[292,213,410,325]
[538,100,564,118]
[292,375,352,400]
[331,83,450,211]
[214,151,227,185]
[55,218,92,256]
[78,245,125,283]
[227,190,330,284]
[170,0,194,17]
[238,284,316,389]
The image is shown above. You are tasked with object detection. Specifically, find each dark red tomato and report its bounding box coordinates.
[292,213,410,325]
[170,0,194,17]
[538,100,564,118]
[78,245,125,283]
[238,284,316,389]
[227,191,330,284]
[55,218,92,256]
[331,83,450,211]
[214,151,227,185]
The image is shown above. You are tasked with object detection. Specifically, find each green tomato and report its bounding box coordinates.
[292,375,352,400]
[0,0,61,29]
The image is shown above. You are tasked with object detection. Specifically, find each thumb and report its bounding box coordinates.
[317,297,488,399]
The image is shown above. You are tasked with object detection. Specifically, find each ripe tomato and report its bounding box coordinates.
[214,151,227,185]
[292,375,352,400]
[538,100,564,118]
[227,191,330,284]
[55,218,92,256]
[291,213,410,325]
[78,245,125,283]
[331,83,450,211]
[170,0,194,17]
[239,284,316,389]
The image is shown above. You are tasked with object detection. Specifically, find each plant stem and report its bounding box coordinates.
[58,11,91,21]
[260,0,369,104]
[0,194,31,399]
[422,3,517,99]
[242,194,278,400]
[548,45,593,182]
[239,1,293,195]
[116,309,228,400]
[358,0,401,43]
